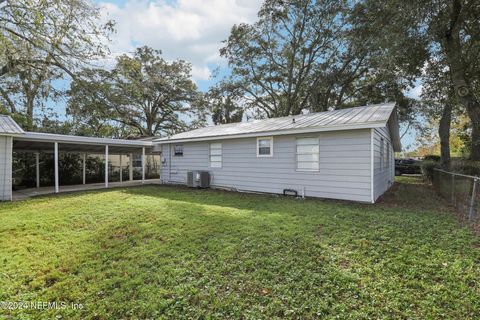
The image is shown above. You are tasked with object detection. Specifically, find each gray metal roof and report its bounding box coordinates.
[15,132,153,147]
[155,102,398,143]
[0,115,25,135]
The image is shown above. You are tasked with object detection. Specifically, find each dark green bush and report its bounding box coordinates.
[423,155,441,161]
[451,159,480,177]
[421,160,441,182]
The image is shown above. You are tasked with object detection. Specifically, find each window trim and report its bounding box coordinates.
[209,142,222,168]
[256,136,273,157]
[295,137,320,172]
[173,144,184,157]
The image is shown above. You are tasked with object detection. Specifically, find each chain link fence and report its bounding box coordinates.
[432,169,479,224]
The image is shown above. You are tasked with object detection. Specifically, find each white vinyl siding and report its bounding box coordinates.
[257,137,273,157]
[373,127,395,201]
[161,129,374,202]
[0,136,12,201]
[296,137,319,171]
[210,143,222,168]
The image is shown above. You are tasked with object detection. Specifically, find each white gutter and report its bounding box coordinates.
[154,121,387,144]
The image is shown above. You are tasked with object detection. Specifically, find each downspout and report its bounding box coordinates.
[370,128,375,203]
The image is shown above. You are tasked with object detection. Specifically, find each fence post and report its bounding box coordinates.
[469,178,478,221]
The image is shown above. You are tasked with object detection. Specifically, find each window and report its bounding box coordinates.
[210,143,222,168]
[257,137,273,157]
[380,138,384,171]
[296,137,319,171]
[173,145,183,156]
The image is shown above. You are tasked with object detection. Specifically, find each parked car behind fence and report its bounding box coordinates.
[395,159,421,176]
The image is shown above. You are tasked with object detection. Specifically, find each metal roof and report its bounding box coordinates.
[15,132,153,147]
[0,115,25,135]
[155,102,399,145]
[0,115,155,150]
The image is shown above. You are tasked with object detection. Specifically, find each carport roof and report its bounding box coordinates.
[15,132,153,147]
[13,132,154,153]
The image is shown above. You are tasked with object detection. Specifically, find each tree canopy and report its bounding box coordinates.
[217,0,419,128]
[350,0,480,159]
[0,0,113,129]
[68,46,203,137]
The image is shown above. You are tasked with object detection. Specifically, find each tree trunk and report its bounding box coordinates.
[25,95,34,131]
[443,0,480,160]
[438,103,452,169]
[466,107,480,160]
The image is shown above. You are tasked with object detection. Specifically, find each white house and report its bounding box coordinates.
[154,102,401,203]
[0,102,400,202]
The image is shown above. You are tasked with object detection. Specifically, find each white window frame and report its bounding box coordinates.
[210,142,222,168]
[173,144,183,157]
[256,137,273,157]
[296,137,319,172]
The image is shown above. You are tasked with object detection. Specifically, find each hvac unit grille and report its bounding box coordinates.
[186,171,210,188]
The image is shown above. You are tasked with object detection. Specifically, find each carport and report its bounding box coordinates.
[0,115,160,201]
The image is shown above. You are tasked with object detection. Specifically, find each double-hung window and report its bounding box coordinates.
[257,137,273,157]
[296,137,319,171]
[210,143,222,168]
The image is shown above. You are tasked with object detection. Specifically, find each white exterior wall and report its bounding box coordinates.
[372,127,395,201]
[160,129,373,202]
[0,135,12,201]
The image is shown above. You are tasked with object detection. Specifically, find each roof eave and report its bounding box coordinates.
[154,121,387,144]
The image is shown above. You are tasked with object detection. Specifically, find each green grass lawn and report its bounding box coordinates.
[1,176,479,319]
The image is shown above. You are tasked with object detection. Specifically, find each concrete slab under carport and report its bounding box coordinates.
[12,179,161,201]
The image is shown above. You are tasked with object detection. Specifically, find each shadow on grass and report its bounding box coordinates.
[378,175,454,213]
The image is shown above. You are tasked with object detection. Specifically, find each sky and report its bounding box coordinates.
[77,0,419,149]
[95,0,263,91]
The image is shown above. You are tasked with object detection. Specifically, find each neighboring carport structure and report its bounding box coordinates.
[0,115,24,201]
[0,115,159,201]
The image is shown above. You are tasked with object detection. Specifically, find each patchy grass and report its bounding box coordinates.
[0,177,479,319]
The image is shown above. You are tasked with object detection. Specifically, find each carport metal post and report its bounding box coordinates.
[54,142,59,193]
[105,145,109,188]
[35,152,40,188]
[129,153,133,181]
[469,178,478,220]
[82,153,86,185]
[141,147,145,184]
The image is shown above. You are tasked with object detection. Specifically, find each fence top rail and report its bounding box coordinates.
[434,168,480,180]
